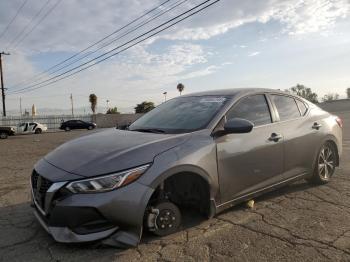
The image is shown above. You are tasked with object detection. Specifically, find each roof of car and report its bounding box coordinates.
[182,88,291,97]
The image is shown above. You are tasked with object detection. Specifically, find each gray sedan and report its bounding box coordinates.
[30,88,343,247]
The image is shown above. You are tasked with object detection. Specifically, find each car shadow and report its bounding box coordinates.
[218,179,317,217]
[0,180,320,254]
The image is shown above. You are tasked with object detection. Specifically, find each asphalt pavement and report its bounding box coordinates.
[0,112,349,262]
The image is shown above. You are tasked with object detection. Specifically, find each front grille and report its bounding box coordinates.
[31,170,53,210]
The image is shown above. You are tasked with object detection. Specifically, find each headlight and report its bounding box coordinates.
[66,164,150,193]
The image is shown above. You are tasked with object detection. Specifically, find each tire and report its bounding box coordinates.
[308,142,337,184]
[88,126,93,130]
[0,132,8,139]
[145,201,181,237]
[35,128,42,134]
[65,126,71,131]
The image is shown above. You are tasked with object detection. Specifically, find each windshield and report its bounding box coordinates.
[129,96,229,134]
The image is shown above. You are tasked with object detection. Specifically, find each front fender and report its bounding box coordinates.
[137,137,220,205]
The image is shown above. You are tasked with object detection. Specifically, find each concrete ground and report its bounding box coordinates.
[0,112,349,262]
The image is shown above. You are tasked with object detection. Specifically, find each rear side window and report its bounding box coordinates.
[271,95,301,121]
[227,95,272,126]
[296,99,308,116]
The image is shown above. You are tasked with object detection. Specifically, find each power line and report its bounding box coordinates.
[0,0,29,41]
[12,0,62,50]
[8,0,173,89]
[9,0,220,95]
[5,0,53,50]
[11,0,219,95]
[37,0,188,80]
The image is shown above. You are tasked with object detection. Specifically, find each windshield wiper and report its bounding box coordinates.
[131,128,166,134]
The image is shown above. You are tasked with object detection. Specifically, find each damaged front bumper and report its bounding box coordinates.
[30,160,154,247]
[33,210,119,243]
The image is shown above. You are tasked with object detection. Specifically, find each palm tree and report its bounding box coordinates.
[89,94,97,114]
[177,83,185,95]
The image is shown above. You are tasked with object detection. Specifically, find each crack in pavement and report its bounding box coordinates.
[0,228,40,249]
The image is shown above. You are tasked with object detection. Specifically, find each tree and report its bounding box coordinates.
[347,88,350,99]
[177,83,185,95]
[287,84,318,103]
[322,93,340,102]
[134,101,155,113]
[106,107,119,114]
[89,94,97,114]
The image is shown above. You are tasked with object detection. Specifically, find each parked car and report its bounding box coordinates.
[30,88,342,247]
[60,120,96,131]
[0,126,16,139]
[17,122,47,134]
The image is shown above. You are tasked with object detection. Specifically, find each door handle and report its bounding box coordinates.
[268,133,283,142]
[312,122,322,130]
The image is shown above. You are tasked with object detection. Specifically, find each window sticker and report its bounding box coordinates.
[200,97,226,103]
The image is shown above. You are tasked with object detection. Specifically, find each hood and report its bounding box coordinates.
[44,129,190,177]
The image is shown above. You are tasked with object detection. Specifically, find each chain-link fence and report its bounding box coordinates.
[0,115,92,129]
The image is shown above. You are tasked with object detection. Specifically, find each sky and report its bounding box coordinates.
[0,0,349,115]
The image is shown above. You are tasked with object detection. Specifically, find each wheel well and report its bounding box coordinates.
[326,140,340,166]
[149,172,211,217]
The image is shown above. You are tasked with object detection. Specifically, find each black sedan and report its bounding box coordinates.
[60,120,96,131]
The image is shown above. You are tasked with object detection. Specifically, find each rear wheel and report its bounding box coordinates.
[0,132,8,139]
[308,142,337,184]
[145,201,181,236]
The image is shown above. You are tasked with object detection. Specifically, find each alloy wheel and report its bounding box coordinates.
[318,145,335,180]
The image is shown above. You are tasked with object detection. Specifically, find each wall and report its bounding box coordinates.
[93,113,143,128]
[0,115,91,129]
[0,114,143,129]
[318,99,350,113]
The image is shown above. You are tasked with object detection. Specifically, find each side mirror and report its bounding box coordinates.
[224,118,254,134]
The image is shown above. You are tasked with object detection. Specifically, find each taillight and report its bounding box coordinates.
[335,117,343,128]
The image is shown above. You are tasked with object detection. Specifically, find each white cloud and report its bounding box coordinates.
[1,0,348,53]
[6,43,211,110]
[1,0,349,113]
[157,0,350,41]
[248,51,260,57]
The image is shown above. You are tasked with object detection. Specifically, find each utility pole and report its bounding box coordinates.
[70,93,74,116]
[20,97,22,116]
[0,52,10,117]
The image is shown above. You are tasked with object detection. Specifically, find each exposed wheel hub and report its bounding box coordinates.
[145,201,181,236]
[156,209,176,229]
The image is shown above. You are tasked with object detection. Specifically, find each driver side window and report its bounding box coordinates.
[226,95,272,127]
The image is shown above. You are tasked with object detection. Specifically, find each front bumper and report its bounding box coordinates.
[33,209,118,243]
[31,161,154,246]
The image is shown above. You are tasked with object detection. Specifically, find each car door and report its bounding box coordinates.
[216,94,284,203]
[269,94,320,177]
[18,123,26,133]
[69,120,78,129]
[77,120,86,129]
[29,123,36,133]
[23,123,29,133]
